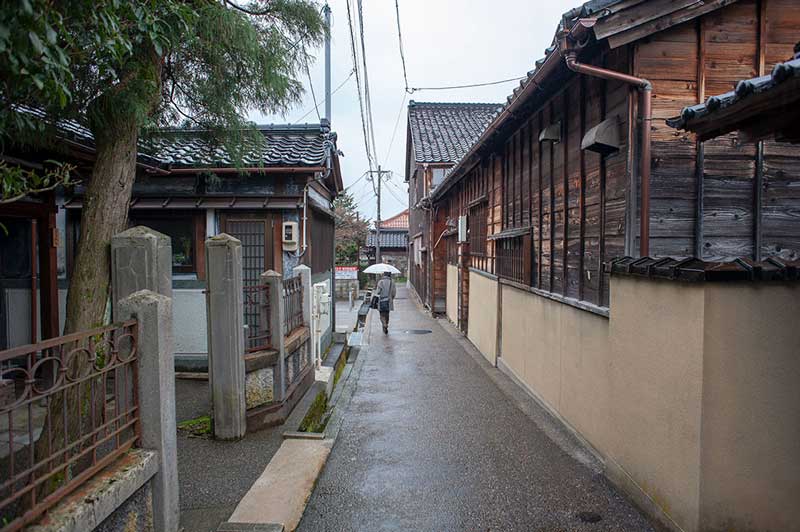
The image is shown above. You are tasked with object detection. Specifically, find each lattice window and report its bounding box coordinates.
[468,201,487,257]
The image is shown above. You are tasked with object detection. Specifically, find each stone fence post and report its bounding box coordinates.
[205,234,246,440]
[110,226,172,320]
[119,290,179,532]
[262,270,286,403]
[293,264,315,367]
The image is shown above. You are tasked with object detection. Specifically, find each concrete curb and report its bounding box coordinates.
[219,321,369,532]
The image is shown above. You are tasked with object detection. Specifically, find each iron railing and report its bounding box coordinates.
[243,284,272,353]
[0,321,139,532]
[282,276,303,335]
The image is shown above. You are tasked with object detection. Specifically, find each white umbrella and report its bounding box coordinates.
[363,263,401,275]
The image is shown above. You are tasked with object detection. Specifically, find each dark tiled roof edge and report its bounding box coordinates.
[604,256,800,282]
[667,55,800,130]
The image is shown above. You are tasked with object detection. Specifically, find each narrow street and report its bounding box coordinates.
[298,287,655,532]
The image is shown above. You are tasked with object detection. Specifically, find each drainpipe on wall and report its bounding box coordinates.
[559,25,653,256]
[296,125,336,259]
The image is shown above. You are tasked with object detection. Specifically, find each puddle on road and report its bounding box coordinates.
[402,329,432,335]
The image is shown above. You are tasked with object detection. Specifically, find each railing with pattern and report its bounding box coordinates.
[282,276,303,335]
[242,284,272,352]
[0,321,139,532]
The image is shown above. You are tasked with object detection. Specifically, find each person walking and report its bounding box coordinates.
[374,271,396,334]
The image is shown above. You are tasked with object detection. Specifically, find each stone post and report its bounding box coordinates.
[119,290,179,532]
[262,270,286,402]
[110,226,172,320]
[205,234,246,440]
[294,264,314,367]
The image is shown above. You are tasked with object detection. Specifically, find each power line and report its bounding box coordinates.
[292,70,354,124]
[394,0,410,93]
[383,91,408,167]
[409,76,526,93]
[304,60,322,121]
[344,170,369,192]
[356,0,379,164]
[345,0,375,171]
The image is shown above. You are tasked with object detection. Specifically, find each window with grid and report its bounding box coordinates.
[468,201,487,257]
[496,232,533,285]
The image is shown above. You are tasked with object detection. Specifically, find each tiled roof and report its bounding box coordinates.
[366,229,408,249]
[667,55,800,135]
[407,102,501,164]
[16,106,331,169]
[141,124,329,168]
[378,209,409,229]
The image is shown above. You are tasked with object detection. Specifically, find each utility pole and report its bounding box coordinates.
[369,166,390,264]
[323,3,332,122]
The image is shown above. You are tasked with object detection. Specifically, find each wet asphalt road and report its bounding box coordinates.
[297,288,655,532]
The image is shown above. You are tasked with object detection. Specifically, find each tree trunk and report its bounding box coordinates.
[63,117,139,334]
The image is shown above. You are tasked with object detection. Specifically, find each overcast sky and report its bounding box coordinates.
[253,0,577,221]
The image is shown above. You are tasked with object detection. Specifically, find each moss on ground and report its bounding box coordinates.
[177,415,212,438]
[298,391,329,433]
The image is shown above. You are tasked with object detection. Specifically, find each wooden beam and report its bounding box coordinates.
[579,75,587,301]
[754,0,767,261]
[562,91,569,296]
[606,0,737,49]
[537,113,544,289]
[598,77,607,307]
[593,0,699,41]
[38,204,59,339]
[695,18,706,259]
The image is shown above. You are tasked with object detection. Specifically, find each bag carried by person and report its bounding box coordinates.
[370,294,379,309]
[378,296,390,312]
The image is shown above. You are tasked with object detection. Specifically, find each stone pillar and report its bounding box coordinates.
[294,264,315,367]
[262,270,286,402]
[119,290,179,532]
[110,226,172,321]
[205,234,246,440]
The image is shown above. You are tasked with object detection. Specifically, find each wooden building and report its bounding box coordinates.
[414,2,800,532]
[433,0,800,317]
[405,101,501,311]
[0,117,343,364]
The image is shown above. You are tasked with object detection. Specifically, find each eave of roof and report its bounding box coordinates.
[667,55,800,141]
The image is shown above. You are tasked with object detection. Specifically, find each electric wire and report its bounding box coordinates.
[345,0,375,171]
[383,91,408,167]
[304,60,322,121]
[409,76,526,92]
[292,70,355,124]
[356,0,379,163]
[394,0,410,93]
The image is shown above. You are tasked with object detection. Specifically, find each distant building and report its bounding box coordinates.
[404,101,501,310]
[364,209,409,276]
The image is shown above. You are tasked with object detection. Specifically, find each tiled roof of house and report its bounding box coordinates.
[141,124,330,168]
[366,229,408,249]
[377,209,409,230]
[407,102,501,165]
[16,106,331,169]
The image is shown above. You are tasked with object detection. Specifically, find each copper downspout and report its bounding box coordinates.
[560,35,653,256]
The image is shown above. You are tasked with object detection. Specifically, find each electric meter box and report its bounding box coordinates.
[282,221,299,251]
[458,215,468,242]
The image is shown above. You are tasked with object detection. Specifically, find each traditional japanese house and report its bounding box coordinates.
[405,101,501,311]
[364,209,409,276]
[0,119,343,369]
[424,2,800,531]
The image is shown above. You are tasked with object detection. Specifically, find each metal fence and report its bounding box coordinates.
[0,321,139,532]
[282,276,303,335]
[243,284,272,353]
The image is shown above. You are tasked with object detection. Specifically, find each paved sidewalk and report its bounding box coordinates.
[297,287,655,532]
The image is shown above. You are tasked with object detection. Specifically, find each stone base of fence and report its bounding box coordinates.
[246,364,315,432]
[27,449,157,532]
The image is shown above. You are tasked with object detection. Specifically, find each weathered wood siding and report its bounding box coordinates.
[636,0,800,261]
